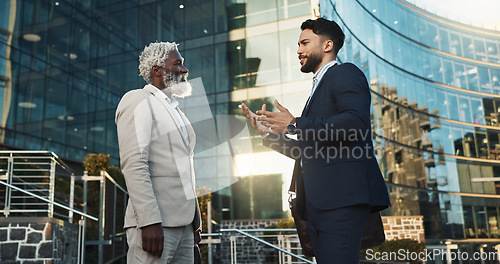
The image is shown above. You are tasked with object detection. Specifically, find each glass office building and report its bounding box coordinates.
[320,0,500,251]
[0,0,317,220]
[4,0,500,253]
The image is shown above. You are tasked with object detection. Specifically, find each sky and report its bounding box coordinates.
[411,0,500,29]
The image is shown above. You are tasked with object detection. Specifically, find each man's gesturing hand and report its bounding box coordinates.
[141,223,164,258]
[240,103,269,135]
[256,100,295,134]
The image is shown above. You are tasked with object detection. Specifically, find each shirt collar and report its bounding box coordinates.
[166,95,179,108]
[313,60,337,82]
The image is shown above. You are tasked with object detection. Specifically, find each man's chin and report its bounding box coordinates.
[300,65,312,73]
[165,81,193,98]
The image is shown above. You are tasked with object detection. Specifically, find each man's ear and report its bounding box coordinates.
[152,66,162,77]
[323,39,334,53]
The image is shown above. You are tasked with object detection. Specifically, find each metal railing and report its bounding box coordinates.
[224,228,314,264]
[0,180,97,221]
[71,170,129,264]
[200,228,314,264]
[0,151,128,264]
[0,151,71,218]
[203,228,413,264]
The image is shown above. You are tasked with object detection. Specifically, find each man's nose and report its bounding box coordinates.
[181,65,188,73]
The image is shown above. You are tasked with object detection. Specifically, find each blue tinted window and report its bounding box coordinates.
[439,29,450,53]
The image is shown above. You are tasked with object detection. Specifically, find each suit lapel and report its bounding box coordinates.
[177,109,196,153]
[301,63,339,117]
[143,85,190,151]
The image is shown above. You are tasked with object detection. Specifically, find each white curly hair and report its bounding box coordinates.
[138,42,179,84]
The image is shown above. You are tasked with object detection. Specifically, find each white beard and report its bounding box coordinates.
[162,72,193,98]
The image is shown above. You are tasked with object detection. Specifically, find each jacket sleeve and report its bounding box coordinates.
[115,91,162,228]
[295,64,371,141]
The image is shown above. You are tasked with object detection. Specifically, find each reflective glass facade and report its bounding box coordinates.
[0,0,316,220]
[321,0,500,249]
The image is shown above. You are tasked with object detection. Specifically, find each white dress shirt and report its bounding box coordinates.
[151,84,190,145]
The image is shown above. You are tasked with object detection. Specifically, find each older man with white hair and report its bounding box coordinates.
[116,42,201,263]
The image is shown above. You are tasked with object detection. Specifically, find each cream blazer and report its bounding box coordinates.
[115,84,201,230]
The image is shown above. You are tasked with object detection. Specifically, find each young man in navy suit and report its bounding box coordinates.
[241,18,390,263]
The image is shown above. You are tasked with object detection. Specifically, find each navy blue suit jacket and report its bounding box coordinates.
[264,62,390,219]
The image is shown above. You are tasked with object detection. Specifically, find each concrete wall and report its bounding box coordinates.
[0,217,79,264]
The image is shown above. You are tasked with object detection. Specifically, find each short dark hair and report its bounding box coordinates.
[300,17,345,55]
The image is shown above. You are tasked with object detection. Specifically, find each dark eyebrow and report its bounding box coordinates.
[298,39,310,45]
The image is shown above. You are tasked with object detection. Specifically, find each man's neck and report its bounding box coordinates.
[313,57,336,74]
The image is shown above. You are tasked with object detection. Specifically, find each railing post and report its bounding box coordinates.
[208,200,213,264]
[230,236,236,264]
[69,173,75,222]
[112,185,117,260]
[4,155,13,216]
[83,171,88,264]
[98,170,105,264]
[78,217,85,264]
[280,236,283,264]
[48,157,56,217]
